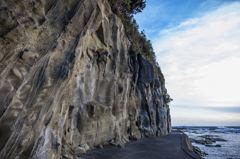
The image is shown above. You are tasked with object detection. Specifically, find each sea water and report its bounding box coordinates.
[173,126,240,159]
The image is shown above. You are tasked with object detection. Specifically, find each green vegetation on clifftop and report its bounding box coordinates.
[108,0,165,84]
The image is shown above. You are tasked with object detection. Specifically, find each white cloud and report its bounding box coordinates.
[154,3,240,108]
[160,18,200,34]
[179,19,199,27]
[201,0,223,7]
[171,105,240,126]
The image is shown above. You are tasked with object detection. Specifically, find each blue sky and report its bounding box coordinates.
[134,0,240,126]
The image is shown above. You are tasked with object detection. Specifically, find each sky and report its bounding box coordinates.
[134,0,240,126]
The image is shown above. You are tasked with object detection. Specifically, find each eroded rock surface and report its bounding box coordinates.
[0,0,171,158]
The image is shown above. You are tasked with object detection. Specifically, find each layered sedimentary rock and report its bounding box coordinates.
[0,0,171,158]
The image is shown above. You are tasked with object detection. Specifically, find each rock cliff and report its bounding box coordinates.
[0,0,171,158]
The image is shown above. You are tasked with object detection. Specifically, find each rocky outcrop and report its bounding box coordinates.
[0,0,171,158]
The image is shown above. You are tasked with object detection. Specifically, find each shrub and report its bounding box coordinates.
[163,93,173,104]
[108,0,170,98]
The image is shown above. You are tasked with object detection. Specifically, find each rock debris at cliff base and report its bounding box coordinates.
[0,0,171,158]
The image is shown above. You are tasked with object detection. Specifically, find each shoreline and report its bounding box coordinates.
[180,127,240,159]
[180,129,204,159]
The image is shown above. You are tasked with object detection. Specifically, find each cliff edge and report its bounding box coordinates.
[0,0,171,158]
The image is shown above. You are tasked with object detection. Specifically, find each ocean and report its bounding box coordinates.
[173,126,240,159]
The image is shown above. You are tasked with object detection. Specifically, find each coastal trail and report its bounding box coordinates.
[78,129,203,159]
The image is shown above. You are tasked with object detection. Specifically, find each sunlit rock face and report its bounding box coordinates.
[0,0,171,158]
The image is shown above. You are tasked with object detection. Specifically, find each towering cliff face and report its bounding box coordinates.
[0,0,171,158]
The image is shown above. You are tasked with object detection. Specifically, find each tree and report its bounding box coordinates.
[108,0,166,85]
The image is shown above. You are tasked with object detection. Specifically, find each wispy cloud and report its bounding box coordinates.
[154,2,240,108]
[160,18,200,34]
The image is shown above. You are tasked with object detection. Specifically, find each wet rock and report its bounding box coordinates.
[215,138,227,142]
[189,138,195,143]
[193,146,208,155]
[198,135,218,138]
[205,144,222,147]
[197,135,227,144]
[192,131,200,134]
[195,139,205,144]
